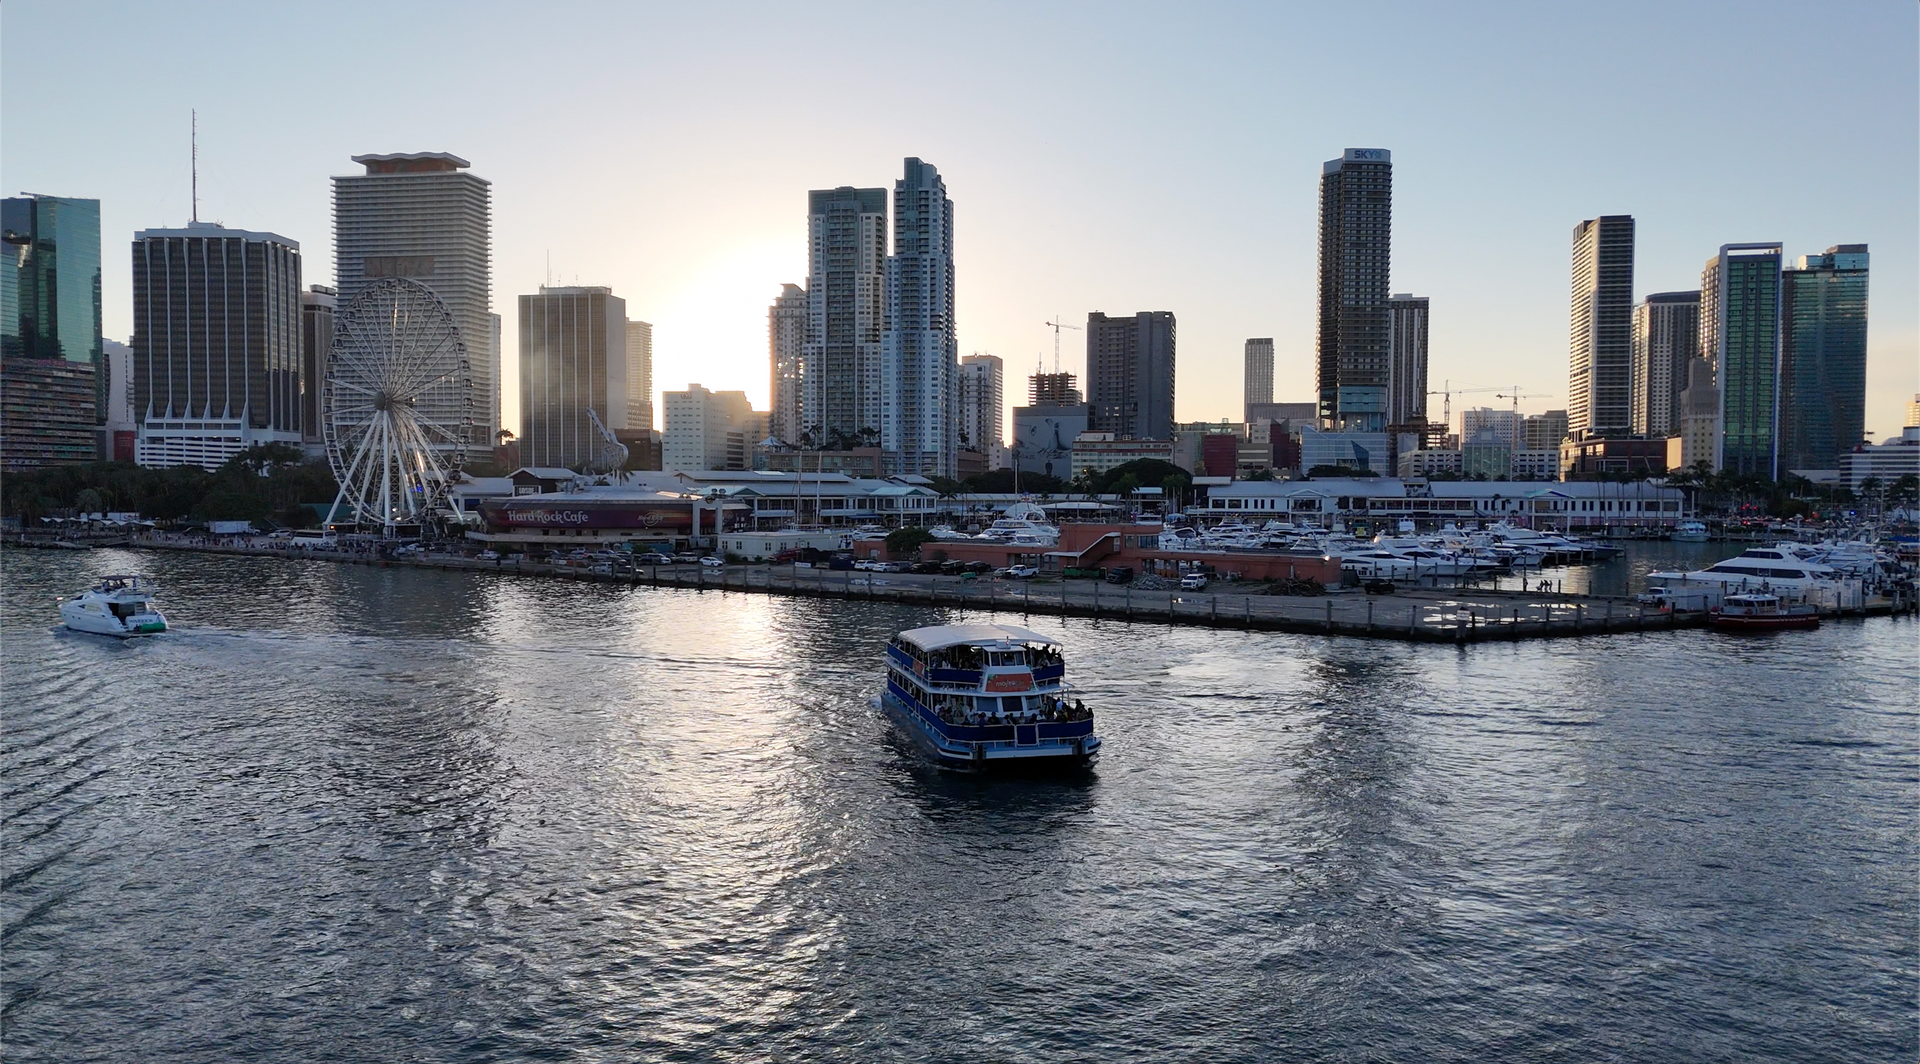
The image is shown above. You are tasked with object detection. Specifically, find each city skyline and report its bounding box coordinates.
[3,2,1913,442]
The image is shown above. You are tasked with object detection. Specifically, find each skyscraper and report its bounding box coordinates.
[881,158,957,477]
[626,319,654,432]
[1316,148,1392,431]
[768,283,806,443]
[804,186,887,450]
[1243,338,1274,422]
[1779,245,1868,471]
[2,194,103,467]
[518,286,628,472]
[1086,311,1175,440]
[1630,291,1700,439]
[131,222,305,469]
[1701,243,1783,476]
[662,383,755,472]
[300,285,336,446]
[1568,215,1635,439]
[332,152,495,448]
[1386,294,1429,426]
[958,353,1003,462]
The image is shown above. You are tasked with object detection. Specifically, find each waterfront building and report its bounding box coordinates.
[626,319,654,433]
[881,158,958,477]
[1459,406,1522,451]
[333,152,495,448]
[1676,357,1719,471]
[1086,310,1175,440]
[1701,242,1783,477]
[1012,403,1088,479]
[1523,409,1570,451]
[1201,477,1686,529]
[518,286,630,472]
[1630,291,1700,438]
[958,353,1004,468]
[1568,215,1635,439]
[804,185,887,451]
[1511,449,1561,480]
[1397,448,1462,478]
[1069,432,1174,477]
[1298,426,1389,475]
[1243,338,1274,422]
[663,383,755,472]
[300,286,335,448]
[2,194,104,466]
[768,283,805,443]
[0,357,97,470]
[1386,295,1428,427]
[131,222,304,469]
[1837,426,1919,492]
[1779,245,1868,472]
[1316,148,1392,432]
[1558,436,1672,480]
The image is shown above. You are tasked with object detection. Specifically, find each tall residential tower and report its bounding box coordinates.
[1386,294,1429,427]
[803,186,887,449]
[1568,215,1635,439]
[1629,291,1700,438]
[768,283,806,443]
[1243,338,1274,422]
[333,152,495,447]
[1779,245,1868,471]
[1701,243,1783,476]
[1316,148,1392,431]
[1086,311,1175,441]
[880,158,957,477]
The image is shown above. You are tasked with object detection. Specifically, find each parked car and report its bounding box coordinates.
[699,555,726,568]
[877,561,911,573]
[854,559,880,571]
[477,550,500,561]
[1104,566,1134,584]
[673,552,702,564]
[636,552,673,565]
[910,560,943,574]
[939,560,968,576]
[964,560,993,574]
[1179,572,1208,590]
[1005,564,1039,579]
[827,556,856,571]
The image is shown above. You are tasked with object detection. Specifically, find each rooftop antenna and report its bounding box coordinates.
[190,109,198,223]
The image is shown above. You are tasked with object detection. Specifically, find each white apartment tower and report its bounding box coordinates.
[881,158,957,477]
[768,283,806,444]
[662,383,755,472]
[332,152,496,447]
[804,186,887,450]
[1568,215,1635,439]
[626,319,654,431]
[1243,338,1274,423]
[958,353,1003,464]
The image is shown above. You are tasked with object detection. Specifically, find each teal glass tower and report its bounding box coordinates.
[1701,243,1783,477]
[2,195,103,364]
[1779,245,1869,472]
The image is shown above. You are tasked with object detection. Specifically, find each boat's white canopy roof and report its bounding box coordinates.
[897,624,1059,651]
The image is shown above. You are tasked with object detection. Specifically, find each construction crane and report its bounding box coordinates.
[1043,316,1081,373]
[1425,380,1502,433]
[1494,388,1551,424]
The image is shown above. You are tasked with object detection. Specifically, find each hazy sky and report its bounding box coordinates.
[6,1,1915,440]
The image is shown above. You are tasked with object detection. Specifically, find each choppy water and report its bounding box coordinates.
[3,547,1915,1062]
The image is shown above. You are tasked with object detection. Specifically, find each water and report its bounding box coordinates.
[3,547,1914,1062]
[1486,539,1749,597]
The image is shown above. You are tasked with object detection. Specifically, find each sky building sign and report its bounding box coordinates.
[1343,148,1389,163]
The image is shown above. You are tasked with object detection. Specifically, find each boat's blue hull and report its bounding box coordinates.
[880,691,1099,774]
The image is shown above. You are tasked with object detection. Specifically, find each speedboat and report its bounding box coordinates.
[1710,593,1819,631]
[59,575,168,637]
[881,624,1098,772]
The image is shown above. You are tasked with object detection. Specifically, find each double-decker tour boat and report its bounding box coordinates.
[59,575,168,637]
[882,624,1099,772]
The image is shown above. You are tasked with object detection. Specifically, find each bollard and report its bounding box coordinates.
[1367,599,1374,633]
[1325,598,1334,632]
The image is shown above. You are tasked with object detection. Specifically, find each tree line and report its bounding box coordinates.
[4,444,338,528]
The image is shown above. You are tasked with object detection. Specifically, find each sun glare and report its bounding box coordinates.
[648,241,804,420]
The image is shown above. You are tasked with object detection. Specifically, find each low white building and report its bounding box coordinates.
[1200,478,1686,528]
[1839,427,1920,491]
[718,529,847,560]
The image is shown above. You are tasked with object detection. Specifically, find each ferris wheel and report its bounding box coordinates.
[322,278,472,536]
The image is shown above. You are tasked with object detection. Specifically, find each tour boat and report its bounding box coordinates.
[59,575,168,637]
[882,623,1099,772]
[1709,592,1820,632]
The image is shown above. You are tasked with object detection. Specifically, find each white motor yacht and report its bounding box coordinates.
[59,575,168,637]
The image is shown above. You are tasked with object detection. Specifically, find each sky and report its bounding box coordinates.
[5,1,1915,442]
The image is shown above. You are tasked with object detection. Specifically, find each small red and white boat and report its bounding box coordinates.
[1709,592,1820,632]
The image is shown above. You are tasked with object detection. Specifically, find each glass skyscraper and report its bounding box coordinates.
[1316,149,1392,432]
[1,195,104,468]
[1779,245,1869,472]
[1701,243,1783,477]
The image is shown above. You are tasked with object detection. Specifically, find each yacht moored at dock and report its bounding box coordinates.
[882,624,1098,772]
[59,576,168,637]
